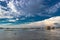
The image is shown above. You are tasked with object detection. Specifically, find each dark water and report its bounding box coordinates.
[0,29,60,40]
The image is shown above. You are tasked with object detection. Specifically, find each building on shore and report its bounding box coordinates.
[45,26,55,30]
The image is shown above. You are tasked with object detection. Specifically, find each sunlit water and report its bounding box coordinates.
[0,29,60,40]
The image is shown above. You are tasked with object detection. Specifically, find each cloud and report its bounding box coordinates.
[0,0,60,25]
[8,18,19,22]
[0,16,60,28]
[7,1,17,12]
[0,6,14,18]
[47,2,60,14]
[15,16,60,28]
[0,0,5,1]
[0,0,60,18]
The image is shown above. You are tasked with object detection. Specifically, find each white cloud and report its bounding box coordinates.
[0,16,13,18]
[0,16,60,28]
[7,1,17,12]
[43,16,60,26]
[0,0,60,18]
[0,0,5,1]
[47,2,60,14]
[0,0,60,28]
[8,18,19,22]
[8,20,16,22]
[0,6,14,18]
[15,16,60,28]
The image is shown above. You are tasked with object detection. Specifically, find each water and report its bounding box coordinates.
[0,29,60,40]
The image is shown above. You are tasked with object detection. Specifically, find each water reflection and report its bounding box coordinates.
[0,29,60,40]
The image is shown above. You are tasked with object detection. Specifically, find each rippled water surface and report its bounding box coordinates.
[0,29,60,40]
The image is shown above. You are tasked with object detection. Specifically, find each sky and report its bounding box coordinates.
[0,0,60,28]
